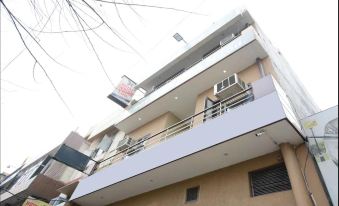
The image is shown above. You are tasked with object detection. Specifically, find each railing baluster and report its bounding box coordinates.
[94,87,254,173]
[219,102,222,116]
[164,128,169,140]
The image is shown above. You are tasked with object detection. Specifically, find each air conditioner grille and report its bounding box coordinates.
[214,73,247,99]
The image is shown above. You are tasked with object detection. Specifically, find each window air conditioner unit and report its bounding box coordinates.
[117,136,135,152]
[214,73,247,99]
[220,33,235,46]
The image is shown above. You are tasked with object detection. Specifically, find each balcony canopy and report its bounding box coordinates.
[70,76,304,206]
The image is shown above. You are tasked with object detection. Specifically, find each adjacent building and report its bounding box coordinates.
[67,8,334,206]
[0,173,9,182]
[0,132,91,206]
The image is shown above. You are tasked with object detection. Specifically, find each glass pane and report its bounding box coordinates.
[223,79,229,88]
[229,75,235,85]
[217,82,223,91]
[205,99,214,109]
[186,187,199,202]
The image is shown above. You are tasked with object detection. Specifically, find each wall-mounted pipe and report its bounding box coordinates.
[256,58,266,78]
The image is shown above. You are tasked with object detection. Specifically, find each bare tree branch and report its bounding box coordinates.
[27,21,104,33]
[80,0,145,59]
[122,0,145,23]
[1,0,74,116]
[67,0,132,52]
[1,79,35,91]
[32,60,38,82]
[94,0,206,15]
[65,0,115,87]
[2,1,77,73]
[1,0,206,117]
[113,0,141,42]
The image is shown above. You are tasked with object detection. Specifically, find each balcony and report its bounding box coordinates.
[0,140,90,205]
[147,31,241,95]
[70,76,304,206]
[86,10,258,141]
[113,25,268,134]
[137,8,254,93]
[0,158,65,206]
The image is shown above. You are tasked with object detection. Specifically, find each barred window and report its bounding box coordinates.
[249,163,291,197]
[185,186,200,203]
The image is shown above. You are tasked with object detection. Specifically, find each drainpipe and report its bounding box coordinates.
[280,143,313,206]
[256,58,266,78]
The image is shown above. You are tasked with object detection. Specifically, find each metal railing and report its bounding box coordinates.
[93,87,254,173]
[147,34,241,95]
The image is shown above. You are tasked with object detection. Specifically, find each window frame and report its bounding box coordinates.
[204,97,220,122]
[185,186,200,203]
[249,163,292,197]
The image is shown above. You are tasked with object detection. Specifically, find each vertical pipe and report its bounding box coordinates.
[256,58,266,78]
[280,143,313,206]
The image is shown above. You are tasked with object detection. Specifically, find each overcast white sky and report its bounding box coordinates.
[1,0,338,173]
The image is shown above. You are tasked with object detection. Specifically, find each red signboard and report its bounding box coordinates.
[107,75,137,108]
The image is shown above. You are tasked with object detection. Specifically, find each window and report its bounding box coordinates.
[185,186,200,203]
[30,156,52,179]
[249,163,291,197]
[98,136,112,152]
[216,82,223,92]
[229,75,236,85]
[222,78,229,88]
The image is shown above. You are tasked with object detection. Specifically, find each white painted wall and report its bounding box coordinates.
[71,89,287,201]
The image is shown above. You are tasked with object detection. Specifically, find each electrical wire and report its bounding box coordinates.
[295,138,318,206]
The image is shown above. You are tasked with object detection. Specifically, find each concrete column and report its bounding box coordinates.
[280,143,313,206]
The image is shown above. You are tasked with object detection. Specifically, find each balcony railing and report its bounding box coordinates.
[93,87,254,173]
[147,33,241,95]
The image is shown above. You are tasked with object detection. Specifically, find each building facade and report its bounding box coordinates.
[3,8,335,206]
[0,132,91,206]
[67,8,334,206]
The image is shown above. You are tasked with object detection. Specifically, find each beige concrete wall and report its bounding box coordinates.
[63,132,90,151]
[237,57,277,83]
[193,59,275,126]
[280,143,313,206]
[89,136,102,150]
[194,88,218,114]
[262,57,278,79]
[44,160,69,183]
[109,151,297,206]
[127,112,180,140]
[195,58,275,115]
[193,88,218,126]
[30,174,65,201]
[237,60,261,84]
[164,112,181,128]
[296,144,330,206]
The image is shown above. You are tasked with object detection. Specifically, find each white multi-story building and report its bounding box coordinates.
[6,8,334,206]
